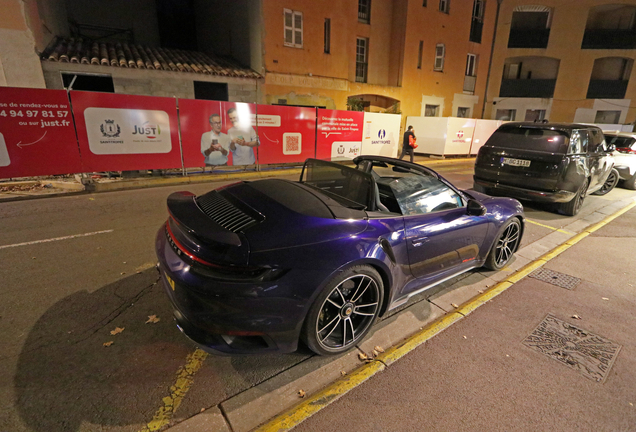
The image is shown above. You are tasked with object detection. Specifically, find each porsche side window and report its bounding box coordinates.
[390,175,463,216]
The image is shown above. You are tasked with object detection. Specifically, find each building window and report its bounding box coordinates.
[417,41,424,69]
[466,53,477,76]
[61,73,114,92]
[439,0,450,14]
[324,18,331,53]
[496,109,516,121]
[193,81,229,101]
[425,104,440,116]
[595,110,621,124]
[470,0,485,43]
[524,109,546,122]
[423,0,427,6]
[284,9,303,48]
[434,44,445,71]
[356,38,369,83]
[457,107,470,118]
[359,0,371,24]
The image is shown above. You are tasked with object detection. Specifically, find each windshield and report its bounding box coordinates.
[300,159,373,209]
[486,126,569,153]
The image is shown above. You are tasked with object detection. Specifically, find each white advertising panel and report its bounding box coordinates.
[445,118,475,155]
[471,120,502,155]
[84,107,172,154]
[361,112,401,157]
[331,141,361,160]
[0,133,10,167]
[407,116,448,155]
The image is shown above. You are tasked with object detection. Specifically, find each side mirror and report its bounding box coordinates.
[607,144,616,152]
[467,199,486,216]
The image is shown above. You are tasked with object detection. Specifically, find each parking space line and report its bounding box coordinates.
[525,219,573,234]
[253,200,636,432]
[0,229,114,249]
[139,348,209,432]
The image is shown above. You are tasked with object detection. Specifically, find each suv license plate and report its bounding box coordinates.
[501,157,531,167]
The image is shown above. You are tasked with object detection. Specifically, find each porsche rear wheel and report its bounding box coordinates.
[302,266,383,356]
[484,218,521,271]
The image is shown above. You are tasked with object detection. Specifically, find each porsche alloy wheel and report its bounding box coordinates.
[485,219,521,270]
[303,266,383,355]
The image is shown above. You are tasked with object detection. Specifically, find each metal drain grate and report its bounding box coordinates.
[522,314,622,383]
[529,268,581,290]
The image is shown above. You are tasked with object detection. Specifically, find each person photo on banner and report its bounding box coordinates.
[227,107,259,166]
[399,125,417,163]
[201,113,230,168]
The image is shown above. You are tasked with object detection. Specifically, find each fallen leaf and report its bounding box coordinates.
[358,352,368,361]
[110,327,125,335]
[478,290,484,294]
[602,297,609,301]
[572,314,582,320]
[146,315,160,324]
[123,261,127,264]
[372,349,379,357]
[506,354,510,357]
[298,389,306,398]
[630,402,633,406]
[340,371,347,376]
[200,408,206,412]
[103,341,114,347]
[89,198,95,201]
[463,335,467,339]
[374,345,384,353]
[451,303,459,308]
[120,272,126,275]
[32,257,36,260]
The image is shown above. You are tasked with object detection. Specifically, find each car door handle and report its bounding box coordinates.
[411,237,429,247]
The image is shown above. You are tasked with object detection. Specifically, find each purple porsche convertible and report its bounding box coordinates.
[156,156,524,355]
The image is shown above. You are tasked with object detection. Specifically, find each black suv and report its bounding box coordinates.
[473,123,618,216]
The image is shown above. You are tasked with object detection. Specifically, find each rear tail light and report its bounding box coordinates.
[616,147,636,154]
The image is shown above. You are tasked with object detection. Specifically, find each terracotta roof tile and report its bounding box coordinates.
[42,37,261,79]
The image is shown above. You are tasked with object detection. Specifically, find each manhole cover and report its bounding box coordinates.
[529,268,581,290]
[522,314,621,383]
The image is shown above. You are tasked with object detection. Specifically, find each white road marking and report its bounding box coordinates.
[0,229,114,250]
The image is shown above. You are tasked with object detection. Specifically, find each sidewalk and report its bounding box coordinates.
[0,156,475,202]
[286,206,636,431]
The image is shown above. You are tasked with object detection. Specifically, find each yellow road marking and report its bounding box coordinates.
[525,219,573,235]
[139,349,209,432]
[254,200,636,432]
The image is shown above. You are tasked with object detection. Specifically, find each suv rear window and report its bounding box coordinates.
[485,126,569,153]
[605,135,636,150]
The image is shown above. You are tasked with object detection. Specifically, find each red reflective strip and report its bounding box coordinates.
[165,218,217,267]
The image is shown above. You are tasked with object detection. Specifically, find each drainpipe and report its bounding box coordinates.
[481,0,503,119]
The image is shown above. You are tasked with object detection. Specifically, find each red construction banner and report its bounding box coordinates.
[71,91,181,172]
[0,87,81,179]
[179,100,258,168]
[316,109,364,161]
[256,104,316,164]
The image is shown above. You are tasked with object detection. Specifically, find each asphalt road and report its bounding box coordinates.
[1,160,633,432]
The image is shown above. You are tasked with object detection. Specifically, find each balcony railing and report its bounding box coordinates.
[507,28,550,48]
[586,80,629,99]
[582,29,636,49]
[470,20,483,43]
[464,75,477,93]
[499,79,556,98]
[355,62,368,83]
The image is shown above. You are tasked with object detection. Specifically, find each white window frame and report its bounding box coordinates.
[439,0,450,14]
[466,53,477,76]
[356,37,369,82]
[472,0,485,21]
[284,9,303,48]
[434,44,445,71]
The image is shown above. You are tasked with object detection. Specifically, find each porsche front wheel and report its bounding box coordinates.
[484,218,521,271]
[302,266,383,356]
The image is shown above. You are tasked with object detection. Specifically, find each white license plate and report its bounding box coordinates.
[501,157,531,167]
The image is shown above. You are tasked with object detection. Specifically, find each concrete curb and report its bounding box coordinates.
[167,198,635,432]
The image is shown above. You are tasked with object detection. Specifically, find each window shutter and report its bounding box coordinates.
[293,12,303,47]
[284,9,293,46]
[434,44,445,70]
